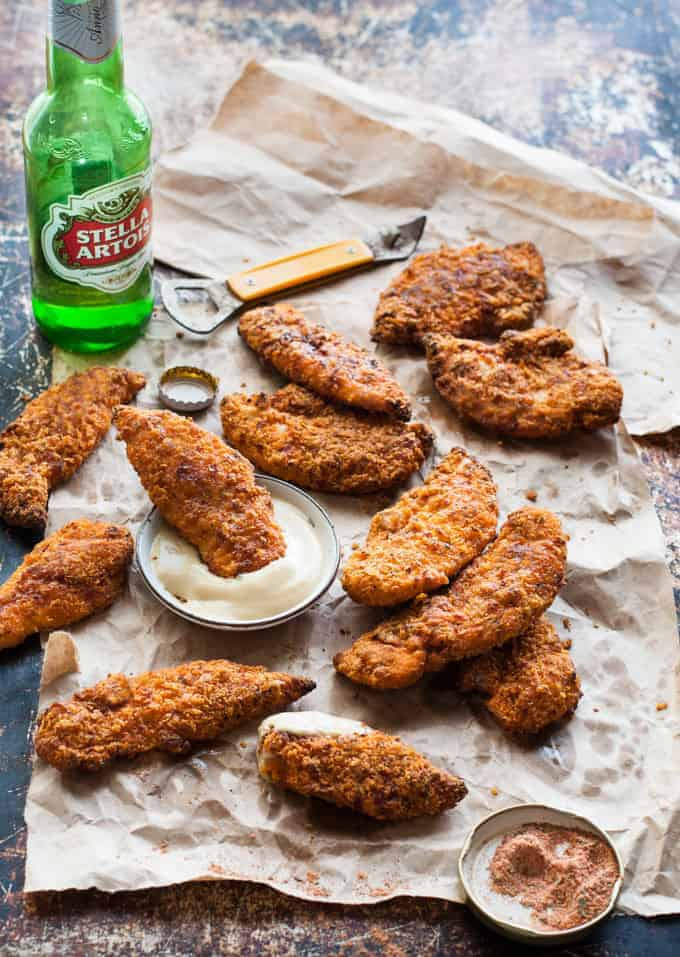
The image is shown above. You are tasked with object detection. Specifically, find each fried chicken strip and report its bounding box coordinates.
[115,407,285,578]
[334,508,566,689]
[35,660,316,771]
[0,520,133,652]
[372,242,546,346]
[424,327,623,439]
[220,384,433,494]
[239,303,412,420]
[454,617,581,734]
[257,711,467,820]
[0,367,146,530]
[341,448,497,607]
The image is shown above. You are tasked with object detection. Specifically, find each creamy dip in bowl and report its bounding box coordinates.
[136,475,340,630]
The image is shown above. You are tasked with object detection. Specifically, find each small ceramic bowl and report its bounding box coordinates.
[136,475,340,631]
[458,803,623,946]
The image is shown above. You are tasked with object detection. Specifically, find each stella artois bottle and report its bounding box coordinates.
[23,0,153,352]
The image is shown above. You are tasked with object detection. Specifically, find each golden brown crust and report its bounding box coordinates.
[0,520,133,652]
[220,384,433,494]
[372,242,546,346]
[115,407,285,578]
[258,727,467,820]
[455,617,581,734]
[0,367,146,530]
[341,448,498,607]
[334,508,567,689]
[424,327,623,439]
[35,660,316,771]
[238,303,412,420]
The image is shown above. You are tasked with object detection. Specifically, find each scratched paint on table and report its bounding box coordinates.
[0,228,51,942]
[2,2,679,197]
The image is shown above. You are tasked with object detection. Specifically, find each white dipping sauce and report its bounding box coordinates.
[150,495,326,622]
[259,711,370,740]
[258,712,370,774]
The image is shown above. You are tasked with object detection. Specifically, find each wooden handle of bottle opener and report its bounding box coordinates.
[227,239,374,302]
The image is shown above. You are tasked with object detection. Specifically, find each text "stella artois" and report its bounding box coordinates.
[69,199,151,264]
[41,169,153,294]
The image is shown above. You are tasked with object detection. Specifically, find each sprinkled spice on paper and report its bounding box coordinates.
[489,823,619,931]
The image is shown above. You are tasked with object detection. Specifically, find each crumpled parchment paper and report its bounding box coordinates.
[24,61,679,916]
[152,59,680,437]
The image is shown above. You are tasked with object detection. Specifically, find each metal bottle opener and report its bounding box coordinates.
[160,216,427,335]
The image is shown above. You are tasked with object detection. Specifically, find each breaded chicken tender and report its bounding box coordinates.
[0,367,145,530]
[115,407,285,578]
[341,448,497,607]
[424,327,623,439]
[333,508,567,689]
[455,617,581,734]
[35,660,315,771]
[239,303,411,420]
[0,520,133,652]
[220,384,433,495]
[334,508,566,689]
[257,711,467,820]
[372,242,546,346]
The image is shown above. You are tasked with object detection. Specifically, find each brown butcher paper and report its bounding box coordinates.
[24,61,679,917]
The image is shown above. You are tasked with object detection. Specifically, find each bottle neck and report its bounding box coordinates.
[46,0,123,92]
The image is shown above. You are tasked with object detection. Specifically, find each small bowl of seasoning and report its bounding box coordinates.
[136,475,340,631]
[458,803,623,945]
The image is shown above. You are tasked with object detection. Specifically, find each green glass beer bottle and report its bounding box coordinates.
[23,0,153,353]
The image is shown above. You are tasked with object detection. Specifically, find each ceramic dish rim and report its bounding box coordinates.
[135,474,341,631]
[457,801,624,943]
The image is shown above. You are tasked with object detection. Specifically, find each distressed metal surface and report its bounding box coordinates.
[0,1,678,954]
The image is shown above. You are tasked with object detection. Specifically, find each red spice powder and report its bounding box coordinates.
[489,823,619,931]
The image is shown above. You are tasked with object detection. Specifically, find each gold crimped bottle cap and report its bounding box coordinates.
[158,366,218,413]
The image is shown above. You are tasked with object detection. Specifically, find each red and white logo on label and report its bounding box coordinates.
[59,196,151,267]
[42,169,152,293]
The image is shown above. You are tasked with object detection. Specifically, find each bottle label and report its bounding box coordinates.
[41,169,152,294]
[49,1,121,63]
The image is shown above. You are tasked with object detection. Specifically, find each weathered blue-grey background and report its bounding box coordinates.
[1,1,678,954]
